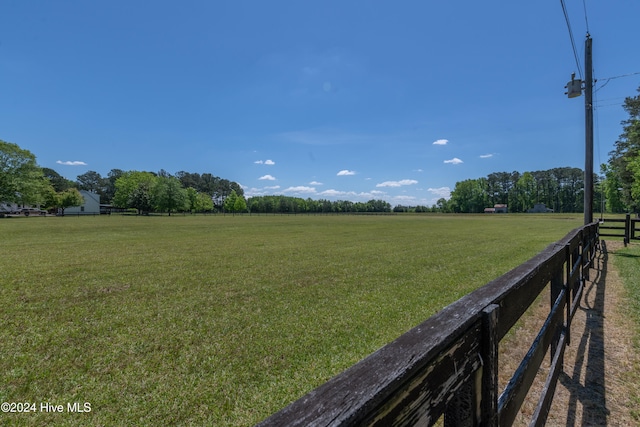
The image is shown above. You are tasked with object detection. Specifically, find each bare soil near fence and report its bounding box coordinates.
[499,240,640,426]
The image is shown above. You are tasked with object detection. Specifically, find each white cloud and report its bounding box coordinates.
[428,187,452,198]
[444,158,463,165]
[309,181,323,186]
[254,160,263,164]
[56,160,87,166]
[479,154,493,159]
[433,139,448,146]
[259,175,276,180]
[337,169,356,176]
[254,159,276,165]
[392,195,417,203]
[319,189,346,197]
[243,185,282,197]
[376,179,419,188]
[318,189,384,200]
[283,186,317,194]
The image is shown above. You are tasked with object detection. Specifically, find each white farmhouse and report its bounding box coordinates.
[64,190,100,215]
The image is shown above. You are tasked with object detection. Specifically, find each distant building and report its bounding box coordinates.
[485,204,508,213]
[494,204,508,213]
[528,203,554,213]
[64,190,100,215]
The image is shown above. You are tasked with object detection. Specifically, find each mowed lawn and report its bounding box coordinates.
[0,213,582,426]
[611,241,640,421]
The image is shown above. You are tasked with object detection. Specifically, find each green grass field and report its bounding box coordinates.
[0,213,584,426]
[611,241,640,421]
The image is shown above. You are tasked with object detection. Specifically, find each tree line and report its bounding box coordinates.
[0,140,85,213]
[441,167,602,214]
[0,146,396,215]
[425,86,640,214]
[601,86,640,213]
[0,145,247,215]
[2,85,640,216]
[246,196,392,214]
[49,168,246,214]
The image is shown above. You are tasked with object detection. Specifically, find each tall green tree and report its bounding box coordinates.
[153,176,188,216]
[176,171,201,190]
[516,172,536,212]
[186,187,199,212]
[0,139,52,206]
[113,171,158,212]
[104,169,125,203]
[629,156,640,205]
[42,167,75,192]
[129,183,154,215]
[233,192,247,213]
[186,187,214,212]
[196,191,214,212]
[487,172,512,207]
[436,198,451,212]
[76,170,107,198]
[56,188,85,215]
[224,189,246,214]
[450,178,488,213]
[607,86,640,212]
[76,170,104,192]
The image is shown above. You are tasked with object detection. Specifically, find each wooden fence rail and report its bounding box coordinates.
[257,222,600,427]
[598,214,640,245]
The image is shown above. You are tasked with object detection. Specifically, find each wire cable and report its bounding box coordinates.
[595,71,640,93]
[595,102,627,109]
[582,0,590,34]
[560,0,583,79]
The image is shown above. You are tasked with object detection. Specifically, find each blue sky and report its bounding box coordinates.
[2,1,640,206]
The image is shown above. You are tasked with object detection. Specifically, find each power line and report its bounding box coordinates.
[593,79,601,171]
[582,0,590,34]
[595,71,640,93]
[595,96,628,103]
[560,0,583,79]
[595,102,626,109]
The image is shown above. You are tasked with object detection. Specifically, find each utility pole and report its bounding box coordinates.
[565,33,594,225]
[584,34,593,225]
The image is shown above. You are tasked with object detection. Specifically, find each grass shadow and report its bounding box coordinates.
[614,252,640,259]
[559,240,609,426]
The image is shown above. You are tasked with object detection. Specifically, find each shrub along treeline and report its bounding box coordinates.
[77,169,244,214]
[4,86,640,215]
[0,142,246,214]
[603,86,640,213]
[44,168,244,214]
[443,167,604,214]
[0,139,598,216]
[246,196,392,214]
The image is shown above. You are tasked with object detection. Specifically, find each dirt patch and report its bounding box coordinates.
[498,240,640,426]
